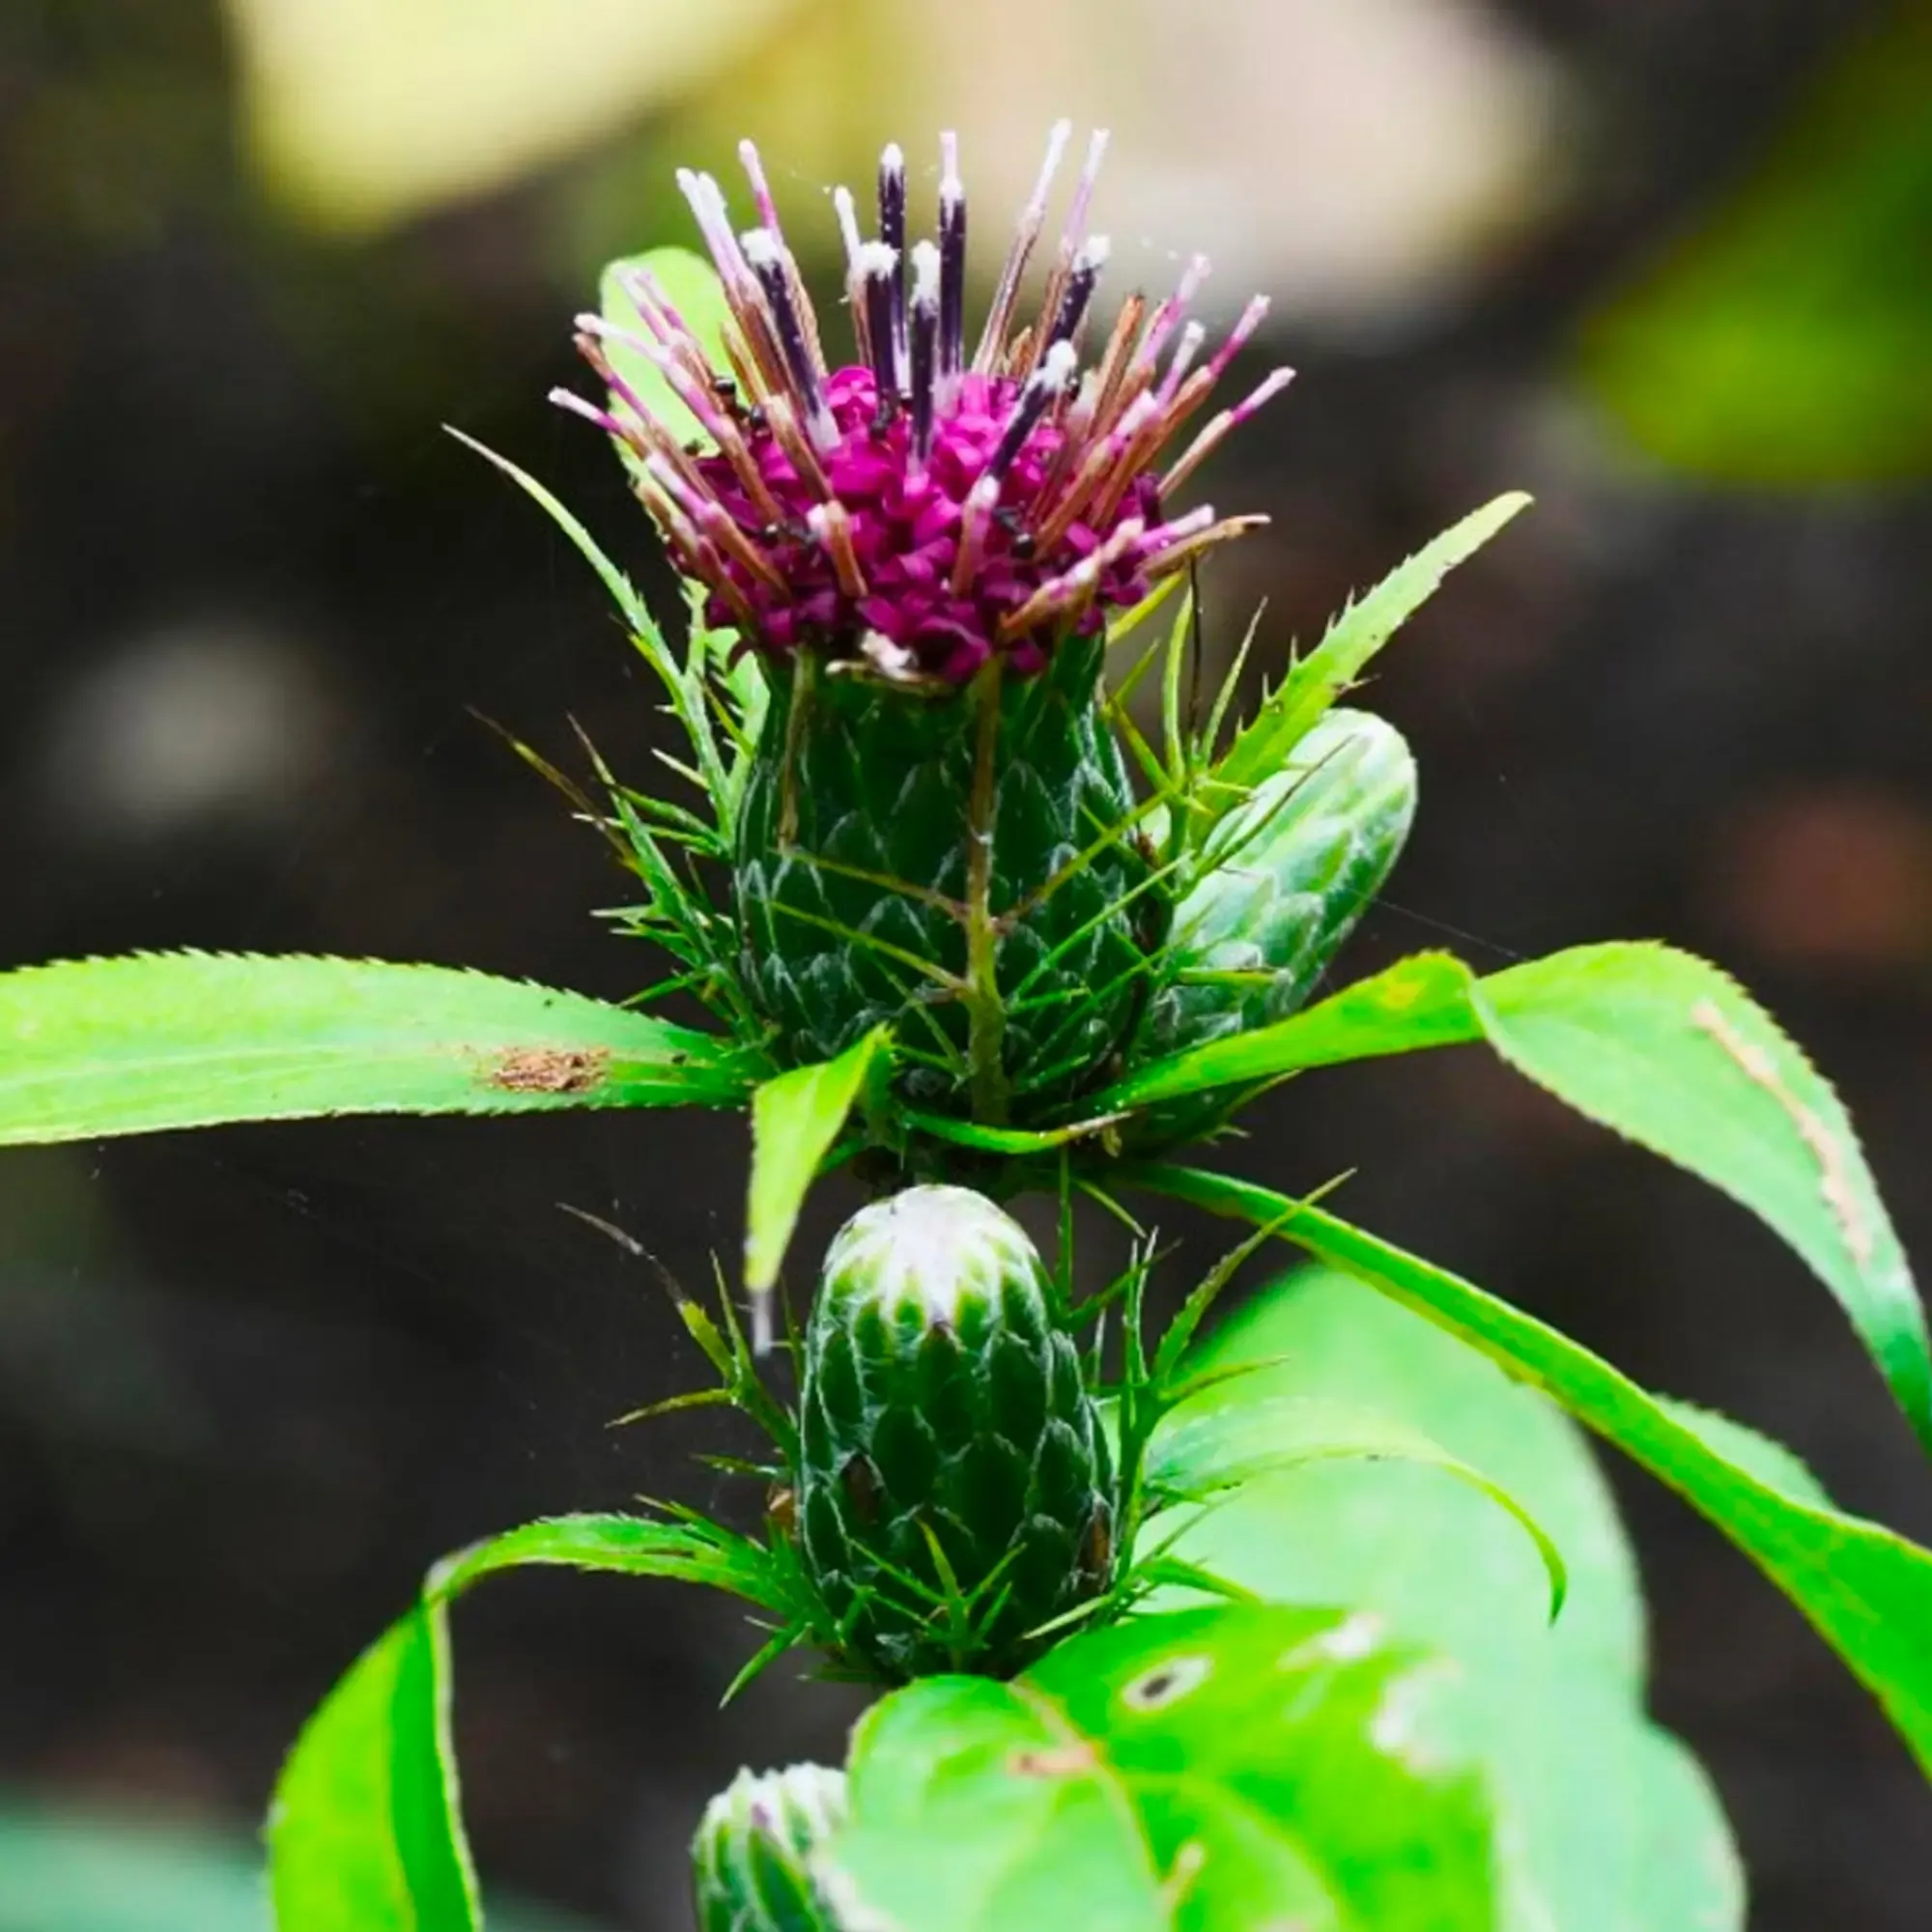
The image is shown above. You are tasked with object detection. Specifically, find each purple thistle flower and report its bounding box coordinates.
[557,125,1292,687]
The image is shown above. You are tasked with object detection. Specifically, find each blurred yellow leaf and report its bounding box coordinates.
[225,0,795,231]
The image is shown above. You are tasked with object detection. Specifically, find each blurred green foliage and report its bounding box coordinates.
[1582,4,1932,485]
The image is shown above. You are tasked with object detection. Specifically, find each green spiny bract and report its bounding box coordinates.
[734,640,1161,1120]
[691,1763,848,1932]
[1140,707,1417,1060]
[796,1185,1113,1681]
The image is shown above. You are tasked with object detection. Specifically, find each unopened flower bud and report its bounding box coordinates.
[797,1186,1112,1680]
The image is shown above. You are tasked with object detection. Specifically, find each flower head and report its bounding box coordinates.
[557,125,1291,685]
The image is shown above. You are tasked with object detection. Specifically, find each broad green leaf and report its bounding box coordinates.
[0,953,763,1146]
[1109,940,1931,1453]
[600,245,733,451]
[746,1028,891,1294]
[0,1800,603,1932]
[830,1604,1494,1932]
[1472,942,1932,1453]
[1098,951,1477,1111]
[270,1514,786,1931]
[269,1603,477,1932]
[1133,1162,1932,1779]
[1207,494,1528,823]
[1153,1270,1740,1931]
[1146,1392,1568,1619]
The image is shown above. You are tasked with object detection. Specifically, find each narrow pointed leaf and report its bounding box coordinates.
[0,953,763,1146]
[1133,1163,1932,1778]
[746,1028,890,1293]
[829,1604,1494,1932]
[1208,494,1528,818]
[270,1514,785,1931]
[1097,951,1477,1110]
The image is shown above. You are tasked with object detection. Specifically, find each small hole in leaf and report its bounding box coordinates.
[1122,1654,1212,1712]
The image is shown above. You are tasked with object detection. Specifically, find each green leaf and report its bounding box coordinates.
[829,1604,1495,1932]
[600,245,733,452]
[1472,942,1932,1454]
[1097,951,1477,1111]
[1206,494,1528,826]
[1132,1162,1932,1781]
[1108,941,1932,1453]
[0,953,763,1146]
[1152,1269,1740,1931]
[269,1603,476,1932]
[1145,1392,1568,1619]
[746,1028,891,1294]
[270,1514,786,1931]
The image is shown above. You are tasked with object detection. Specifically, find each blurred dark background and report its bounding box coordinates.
[2,0,1930,1925]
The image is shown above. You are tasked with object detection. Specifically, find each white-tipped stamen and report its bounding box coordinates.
[1161,367,1294,497]
[974,119,1072,372]
[908,239,942,472]
[1028,128,1110,373]
[878,142,910,385]
[938,130,967,389]
[1156,320,1208,408]
[738,137,783,239]
[742,226,836,446]
[857,240,902,399]
[833,184,866,271]
[986,339,1078,481]
[1044,234,1110,352]
[1207,293,1271,384]
[1140,252,1211,369]
[549,386,631,443]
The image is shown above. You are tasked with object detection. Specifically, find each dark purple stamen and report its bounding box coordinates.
[859,242,901,400]
[987,340,1077,482]
[878,143,909,391]
[909,241,940,465]
[743,229,828,435]
[1045,237,1109,352]
[939,132,967,382]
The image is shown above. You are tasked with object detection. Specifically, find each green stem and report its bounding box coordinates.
[965,660,1009,1123]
